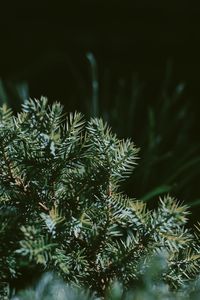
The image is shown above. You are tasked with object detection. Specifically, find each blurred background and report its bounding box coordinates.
[0,1,200,222]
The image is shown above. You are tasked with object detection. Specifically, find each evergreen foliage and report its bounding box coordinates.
[1,70,200,208]
[0,98,200,299]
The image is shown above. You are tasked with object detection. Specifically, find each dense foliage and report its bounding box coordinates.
[1,63,200,209]
[0,98,200,299]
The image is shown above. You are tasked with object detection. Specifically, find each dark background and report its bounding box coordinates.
[1,1,200,105]
[0,1,200,219]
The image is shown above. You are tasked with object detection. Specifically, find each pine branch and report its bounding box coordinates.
[0,98,200,299]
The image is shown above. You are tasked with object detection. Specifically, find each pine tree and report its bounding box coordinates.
[1,97,200,299]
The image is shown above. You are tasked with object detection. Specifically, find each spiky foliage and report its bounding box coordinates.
[1,69,200,210]
[0,98,200,299]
